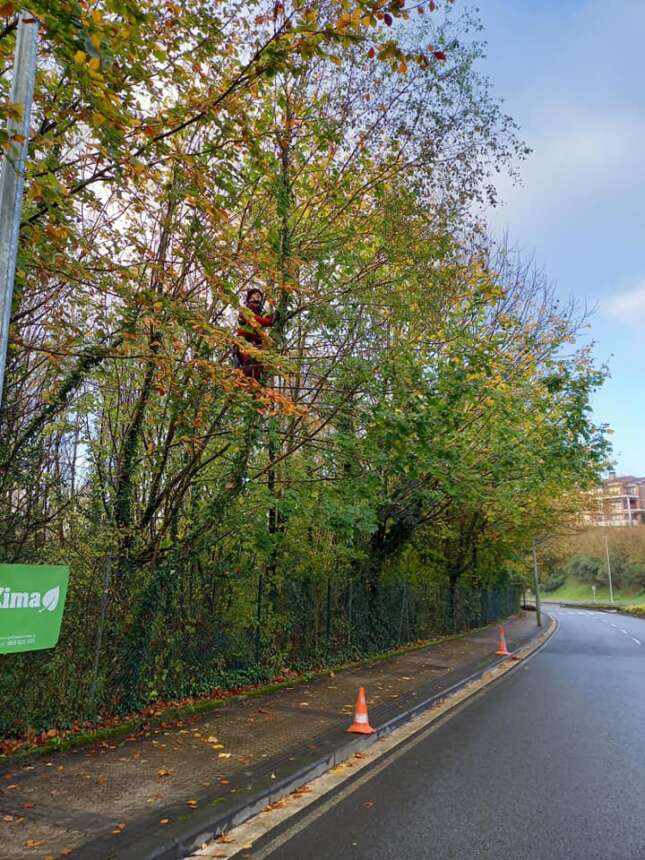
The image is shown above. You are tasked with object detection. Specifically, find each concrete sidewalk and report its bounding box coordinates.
[0,612,543,860]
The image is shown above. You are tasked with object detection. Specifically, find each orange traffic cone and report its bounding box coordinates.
[496,625,510,657]
[347,687,376,734]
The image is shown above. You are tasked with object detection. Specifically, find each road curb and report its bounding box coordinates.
[136,617,556,860]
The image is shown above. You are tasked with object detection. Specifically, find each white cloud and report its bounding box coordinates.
[489,108,645,233]
[602,283,645,324]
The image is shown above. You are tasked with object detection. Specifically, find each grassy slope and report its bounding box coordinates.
[542,577,645,605]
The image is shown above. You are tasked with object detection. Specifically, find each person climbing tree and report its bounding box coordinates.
[233,288,274,380]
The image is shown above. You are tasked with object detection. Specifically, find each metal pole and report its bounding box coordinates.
[532,543,542,627]
[605,535,614,604]
[0,11,38,409]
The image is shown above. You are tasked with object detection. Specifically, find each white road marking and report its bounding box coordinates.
[633,638,642,646]
[611,623,617,628]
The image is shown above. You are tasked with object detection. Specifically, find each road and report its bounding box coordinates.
[246,608,645,860]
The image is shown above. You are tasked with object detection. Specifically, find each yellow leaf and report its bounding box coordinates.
[74,50,86,63]
[89,57,100,71]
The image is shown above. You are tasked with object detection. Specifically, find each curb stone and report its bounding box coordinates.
[134,615,556,860]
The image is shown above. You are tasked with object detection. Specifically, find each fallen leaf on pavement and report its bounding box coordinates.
[23,839,44,848]
[207,735,219,743]
[112,822,126,834]
[216,833,234,843]
[186,799,198,808]
[23,802,33,809]
[219,778,230,785]
[160,818,169,825]
[218,752,231,758]
[2,814,14,822]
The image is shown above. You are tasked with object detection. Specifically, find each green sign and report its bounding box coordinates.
[0,564,69,654]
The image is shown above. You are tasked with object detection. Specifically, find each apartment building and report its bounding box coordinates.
[582,474,645,527]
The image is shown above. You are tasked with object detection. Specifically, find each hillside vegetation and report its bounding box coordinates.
[0,1,609,735]
[540,526,645,604]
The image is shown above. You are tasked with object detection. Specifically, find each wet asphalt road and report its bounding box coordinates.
[256,608,645,860]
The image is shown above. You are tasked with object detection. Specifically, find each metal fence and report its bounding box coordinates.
[0,574,520,735]
[254,578,521,670]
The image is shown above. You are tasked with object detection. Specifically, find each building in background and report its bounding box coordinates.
[582,474,645,527]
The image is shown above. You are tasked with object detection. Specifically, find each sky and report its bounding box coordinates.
[472,0,645,476]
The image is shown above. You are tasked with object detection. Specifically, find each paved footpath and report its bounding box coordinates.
[0,613,540,860]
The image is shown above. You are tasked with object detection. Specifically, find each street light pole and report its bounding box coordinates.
[0,11,38,409]
[605,535,614,604]
[532,543,542,627]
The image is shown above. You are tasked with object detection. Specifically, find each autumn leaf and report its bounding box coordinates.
[186,799,198,808]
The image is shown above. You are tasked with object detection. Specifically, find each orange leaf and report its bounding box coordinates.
[0,3,14,16]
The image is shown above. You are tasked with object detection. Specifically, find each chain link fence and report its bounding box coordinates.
[0,573,520,736]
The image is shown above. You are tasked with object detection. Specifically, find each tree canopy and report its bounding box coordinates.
[0,0,609,732]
